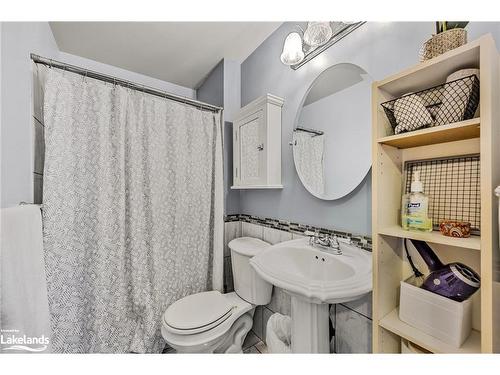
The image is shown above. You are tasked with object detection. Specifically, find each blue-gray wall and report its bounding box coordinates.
[1,22,59,208]
[197,60,224,107]
[222,60,242,215]
[197,59,242,215]
[239,22,500,236]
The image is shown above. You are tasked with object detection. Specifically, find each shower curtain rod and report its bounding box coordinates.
[31,53,223,113]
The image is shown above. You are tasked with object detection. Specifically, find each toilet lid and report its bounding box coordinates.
[228,237,270,257]
[164,291,233,334]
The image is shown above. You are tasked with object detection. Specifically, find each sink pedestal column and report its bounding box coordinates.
[290,296,330,353]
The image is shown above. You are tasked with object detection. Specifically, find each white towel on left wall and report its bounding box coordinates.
[0,205,52,353]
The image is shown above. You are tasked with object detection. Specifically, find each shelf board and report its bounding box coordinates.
[376,36,483,96]
[377,118,480,149]
[379,308,481,353]
[231,184,283,189]
[378,226,480,250]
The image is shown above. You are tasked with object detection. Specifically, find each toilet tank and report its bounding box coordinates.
[228,237,273,305]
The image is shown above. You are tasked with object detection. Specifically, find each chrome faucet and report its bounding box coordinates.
[304,230,342,255]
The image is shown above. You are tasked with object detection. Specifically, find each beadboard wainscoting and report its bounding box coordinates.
[223,217,373,353]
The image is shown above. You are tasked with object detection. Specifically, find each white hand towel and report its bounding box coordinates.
[0,205,52,353]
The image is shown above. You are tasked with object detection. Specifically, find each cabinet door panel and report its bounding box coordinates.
[238,111,265,185]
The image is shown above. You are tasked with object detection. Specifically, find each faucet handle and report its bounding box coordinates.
[329,235,340,248]
[303,230,316,245]
[336,236,353,246]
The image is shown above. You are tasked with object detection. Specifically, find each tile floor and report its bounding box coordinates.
[243,331,268,354]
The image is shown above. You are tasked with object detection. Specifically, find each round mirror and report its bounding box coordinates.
[293,63,372,200]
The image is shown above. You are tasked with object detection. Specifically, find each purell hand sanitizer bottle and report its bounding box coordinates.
[402,171,432,232]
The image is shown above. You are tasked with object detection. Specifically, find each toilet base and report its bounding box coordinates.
[214,312,254,353]
[165,312,254,353]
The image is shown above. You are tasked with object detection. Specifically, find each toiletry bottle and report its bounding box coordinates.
[402,171,432,232]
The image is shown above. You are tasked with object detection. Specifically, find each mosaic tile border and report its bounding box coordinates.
[224,214,372,251]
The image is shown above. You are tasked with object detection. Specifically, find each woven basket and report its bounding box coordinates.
[420,28,467,61]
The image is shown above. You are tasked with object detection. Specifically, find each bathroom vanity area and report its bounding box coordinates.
[372,34,500,353]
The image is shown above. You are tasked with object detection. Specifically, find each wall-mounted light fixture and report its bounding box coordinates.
[281,21,365,70]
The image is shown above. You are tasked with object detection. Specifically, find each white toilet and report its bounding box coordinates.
[161,237,273,353]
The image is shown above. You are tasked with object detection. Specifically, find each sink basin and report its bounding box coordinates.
[250,237,372,304]
[250,237,372,353]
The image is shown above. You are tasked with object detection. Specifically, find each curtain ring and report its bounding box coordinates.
[49,59,53,69]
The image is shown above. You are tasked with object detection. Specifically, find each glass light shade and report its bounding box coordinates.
[303,22,333,47]
[280,32,304,66]
[330,21,348,35]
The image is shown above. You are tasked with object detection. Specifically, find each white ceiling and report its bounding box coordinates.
[50,22,281,89]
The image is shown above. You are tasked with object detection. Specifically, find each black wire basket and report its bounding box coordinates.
[381,75,480,135]
[404,154,481,234]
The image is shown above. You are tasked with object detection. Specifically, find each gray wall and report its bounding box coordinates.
[1,22,195,208]
[196,59,242,215]
[240,22,500,236]
[58,51,195,98]
[222,59,241,123]
[1,22,59,208]
[197,60,224,107]
[222,60,242,215]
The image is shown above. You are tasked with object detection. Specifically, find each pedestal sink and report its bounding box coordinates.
[250,237,372,353]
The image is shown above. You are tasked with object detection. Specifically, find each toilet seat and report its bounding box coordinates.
[163,291,234,335]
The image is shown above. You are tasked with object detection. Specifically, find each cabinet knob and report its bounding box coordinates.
[257,144,264,151]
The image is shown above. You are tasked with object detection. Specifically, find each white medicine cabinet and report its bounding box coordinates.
[232,94,284,189]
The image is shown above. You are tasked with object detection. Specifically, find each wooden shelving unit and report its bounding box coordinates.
[379,309,482,354]
[372,34,500,354]
[378,226,481,251]
[377,118,480,149]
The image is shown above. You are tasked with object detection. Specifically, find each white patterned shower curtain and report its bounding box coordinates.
[40,66,223,353]
[293,131,325,196]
